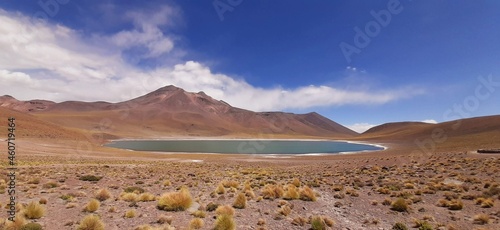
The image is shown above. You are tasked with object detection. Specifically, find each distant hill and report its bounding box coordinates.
[0,85,357,139]
[358,115,500,151]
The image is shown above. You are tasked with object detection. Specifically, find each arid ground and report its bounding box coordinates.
[0,137,499,230]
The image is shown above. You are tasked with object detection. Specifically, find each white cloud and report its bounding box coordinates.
[346,123,377,133]
[110,6,178,58]
[421,119,438,124]
[0,8,424,112]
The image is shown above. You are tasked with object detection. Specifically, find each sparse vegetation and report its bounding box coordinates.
[392,222,408,230]
[310,216,326,230]
[215,205,235,216]
[189,218,204,229]
[121,192,139,202]
[124,186,145,194]
[24,201,45,219]
[95,188,112,201]
[232,192,247,209]
[138,192,156,202]
[157,186,193,211]
[77,214,105,230]
[84,199,100,212]
[261,184,284,200]
[124,209,136,218]
[299,186,317,201]
[215,183,226,194]
[79,175,102,182]
[192,210,206,218]
[447,199,464,210]
[391,198,408,212]
[283,184,300,200]
[20,222,43,230]
[214,214,236,230]
[413,219,433,230]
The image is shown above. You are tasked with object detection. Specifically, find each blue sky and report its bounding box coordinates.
[0,0,499,132]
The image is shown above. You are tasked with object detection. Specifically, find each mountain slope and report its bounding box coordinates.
[0,106,87,140]
[0,85,357,139]
[357,115,500,151]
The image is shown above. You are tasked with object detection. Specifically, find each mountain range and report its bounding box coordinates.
[1,85,499,152]
[0,85,356,140]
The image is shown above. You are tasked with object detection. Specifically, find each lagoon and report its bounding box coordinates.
[105,140,383,155]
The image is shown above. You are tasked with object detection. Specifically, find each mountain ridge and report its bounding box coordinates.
[0,85,358,139]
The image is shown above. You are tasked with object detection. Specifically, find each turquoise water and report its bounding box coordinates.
[105,140,383,154]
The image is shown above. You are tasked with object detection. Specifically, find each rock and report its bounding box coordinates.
[187,202,200,213]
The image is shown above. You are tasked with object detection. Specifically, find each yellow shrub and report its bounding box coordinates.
[232,193,247,209]
[214,214,235,230]
[157,187,193,211]
[189,218,204,229]
[77,214,105,230]
[299,186,317,201]
[84,199,100,212]
[24,201,45,219]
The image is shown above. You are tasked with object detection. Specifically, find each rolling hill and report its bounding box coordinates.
[358,115,500,151]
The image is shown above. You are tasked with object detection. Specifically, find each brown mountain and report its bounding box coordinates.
[0,106,86,140]
[0,85,357,140]
[357,115,500,151]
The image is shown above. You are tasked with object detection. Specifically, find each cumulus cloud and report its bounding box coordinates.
[0,8,424,112]
[346,123,377,133]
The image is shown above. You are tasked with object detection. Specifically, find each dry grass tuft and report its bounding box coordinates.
[24,201,45,219]
[291,216,307,226]
[215,183,226,194]
[20,222,43,230]
[124,209,136,218]
[447,199,464,210]
[232,193,247,209]
[191,210,206,218]
[120,192,139,202]
[310,216,326,230]
[4,215,27,230]
[391,198,408,212]
[480,198,494,208]
[83,199,100,212]
[262,184,284,200]
[222,180,239,188]
[323,216,335,227]
[214,214,236,230]
[299,186,317,201]
[95,188,112,201]
[77,214,105,230]
[189,218,204,229]
[157,187,193,211]
[215,205,235,216]
[278,205,292,216]
[291,178,301,187]
[283,184,300,200]
[138,192,156,202]
[157,215,173,225]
